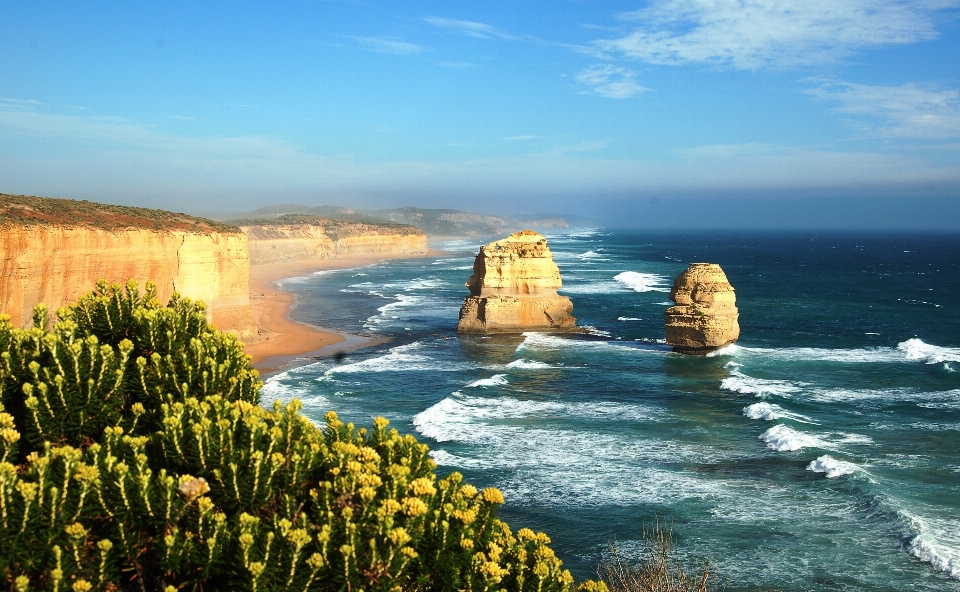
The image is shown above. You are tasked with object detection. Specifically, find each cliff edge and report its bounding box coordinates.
[0,194,253,333]
[234,215,428,265]
[664,262,739,354]
[457,230,576,333]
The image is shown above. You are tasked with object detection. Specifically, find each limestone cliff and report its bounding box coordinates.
[457,230,576,333]
[664,263,739,354]
[236,215,427,265]
[0,194,253,333]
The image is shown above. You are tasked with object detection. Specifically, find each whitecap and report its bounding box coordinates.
[504,359,555,370]
[729,338,960,365]
[902,511,960,580]
[613,271,670,293]
[759,424,872,452]
[576,250,609,261]
[516,332,663,356]
[618,317,642,321]
[465,374,509,388]
[898,338,960,364]
[721,366,804,398]
[759,424,821,452]
[742,402,817,424]
[705,344,738,357]
[806,455,859,478]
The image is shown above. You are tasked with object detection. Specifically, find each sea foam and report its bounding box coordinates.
[721,365,804,398]
[742,402,816,424]
[326,342,474,375]
[613,271,670,292]
[731,338,960,365]
[504,359,556,370]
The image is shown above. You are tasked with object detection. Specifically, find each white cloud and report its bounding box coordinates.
[348,36,425,55]
[595,0,956,69]
[423,17,520,41]
[576,64,651,98]
[807,80,960,139]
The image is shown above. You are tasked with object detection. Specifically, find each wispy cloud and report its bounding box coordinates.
[575,65,650,99]
[595,0,957,69]
[1,101,958,208]
[423,16,521,41]
[348,36,426,55]
[504,135,540,141]
[807,80,960,139]
[437,61,479,69]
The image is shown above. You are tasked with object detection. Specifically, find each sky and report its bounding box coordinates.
[2,1,960,228]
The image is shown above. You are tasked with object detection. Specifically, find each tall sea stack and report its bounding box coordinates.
[457,230,576,334]
[664,262,739,354]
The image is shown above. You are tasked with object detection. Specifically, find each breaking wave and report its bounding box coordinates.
[806,455,859,478]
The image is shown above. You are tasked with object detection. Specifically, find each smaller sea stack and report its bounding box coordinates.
[457,230,576,334]
[664,263,739,354]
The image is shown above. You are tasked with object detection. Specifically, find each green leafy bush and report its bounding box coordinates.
[0,280,603,592]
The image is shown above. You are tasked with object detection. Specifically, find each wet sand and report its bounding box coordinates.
[242,252,437,374]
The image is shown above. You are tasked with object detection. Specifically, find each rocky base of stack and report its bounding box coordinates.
[664,262,739,354]
[662,311,739,354]
[457,294,576,334]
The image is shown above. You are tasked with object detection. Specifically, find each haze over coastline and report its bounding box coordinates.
[2,1,959,228]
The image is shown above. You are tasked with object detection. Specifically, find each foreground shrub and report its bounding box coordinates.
[596,524,711,592]
[0,281,600,591]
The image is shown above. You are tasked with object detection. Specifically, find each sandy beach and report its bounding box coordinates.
[242,252,438,373]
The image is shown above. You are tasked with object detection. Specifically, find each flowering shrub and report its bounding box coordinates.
[0,281,604,592]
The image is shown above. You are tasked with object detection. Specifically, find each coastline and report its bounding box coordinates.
[241,251,440,374]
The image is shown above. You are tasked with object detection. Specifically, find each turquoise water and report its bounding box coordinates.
[262,230,960,590]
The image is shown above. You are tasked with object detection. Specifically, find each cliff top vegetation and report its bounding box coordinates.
[230,213,425,237]
[0,193,241,233]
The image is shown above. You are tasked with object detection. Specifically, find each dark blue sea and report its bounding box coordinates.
[261,230,960,590]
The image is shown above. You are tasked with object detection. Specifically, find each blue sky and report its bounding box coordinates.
[2,1,959,227]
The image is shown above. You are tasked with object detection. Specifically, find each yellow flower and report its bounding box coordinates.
[402,497,428,517]
[408,477,437,497]
[480,561,508,582]
[481,487,505,505]
[248,562,265,577]
[451,509,477,525]
[460,484,478,498]
[71,581,93,592]
[517,528,536,541]
[379,498,402,515]
[388,527,412,547]
[358,446,381,463]
[64,522,88,540]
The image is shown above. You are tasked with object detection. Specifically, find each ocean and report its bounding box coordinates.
[260,230,960,591]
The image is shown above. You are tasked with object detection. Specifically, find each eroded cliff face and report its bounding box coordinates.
[458,230,576,333]
[664,262,739,354]
[240,221,428,265]
[0,194,253,333]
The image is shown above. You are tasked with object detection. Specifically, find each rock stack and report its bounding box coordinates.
[457,230,577,334]
[664,263,739,354]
